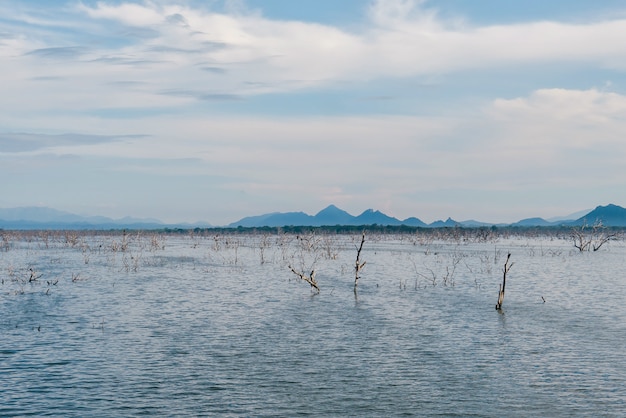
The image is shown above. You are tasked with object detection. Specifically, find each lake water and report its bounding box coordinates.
[1,231,625,416]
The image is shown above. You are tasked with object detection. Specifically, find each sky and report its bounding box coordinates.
[2,0,626,225]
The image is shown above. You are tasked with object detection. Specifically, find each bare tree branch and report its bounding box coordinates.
[496,253,513,310]
[354,232,366,293]
[288,265,320,293]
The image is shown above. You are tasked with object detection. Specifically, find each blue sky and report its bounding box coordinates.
[2,0,626,224]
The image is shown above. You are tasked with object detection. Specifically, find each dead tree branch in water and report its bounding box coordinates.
[288,265,320,293]
[590,222,618,251]
[496,253,513,310]
[354,232,366,293]
[571,220,618,252]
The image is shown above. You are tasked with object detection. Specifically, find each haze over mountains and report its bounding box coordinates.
[0,207,210,230]
[3,204,624,229]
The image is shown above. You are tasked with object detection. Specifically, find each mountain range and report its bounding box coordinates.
[1,204,625,230]
[228,203,626,228]
[0,207,210,230]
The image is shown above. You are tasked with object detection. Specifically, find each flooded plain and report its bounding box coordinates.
[1,230,625,416]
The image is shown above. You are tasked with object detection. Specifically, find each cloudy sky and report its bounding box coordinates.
[2,0,626,225]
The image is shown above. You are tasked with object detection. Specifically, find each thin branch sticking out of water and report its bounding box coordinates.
[496,253,513,310]
[354,232,366,294]
[288,265,320,293]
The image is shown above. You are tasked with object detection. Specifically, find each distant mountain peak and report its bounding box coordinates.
[601,203,618,208]
[575,203,626,226]
[313,204,353,226]
[355,208,401,225]
[428,217,459,228]
[316,204,346,215]
[402,216,427,227]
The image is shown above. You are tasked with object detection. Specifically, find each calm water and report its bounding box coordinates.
[1,231,625,416]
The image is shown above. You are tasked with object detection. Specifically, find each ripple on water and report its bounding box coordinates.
[1,235,625,416]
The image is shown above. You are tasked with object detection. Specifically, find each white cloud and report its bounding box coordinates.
[487,88,626,159]
[3,0,626,122]
[368,0,435,28]
[9,88,625,208]
[5,85,626,170]
[79,2,166,26]
[492,88,626,124]
[3,1,626,222]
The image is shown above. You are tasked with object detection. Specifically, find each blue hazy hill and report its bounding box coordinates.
[229,206,429,227]
[0,206,209,230]
[402,217,428,227]
[511,217,555,227]
[3,203,626,229]
[228,204,626,228]
[572,204,626,227]
[354,209,402,226]
[229,205,425,227]
[313,204,355,226]
[232,211,313,228]
[428,217,459,228]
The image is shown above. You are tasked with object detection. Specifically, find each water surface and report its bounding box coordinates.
[1,232,625,416]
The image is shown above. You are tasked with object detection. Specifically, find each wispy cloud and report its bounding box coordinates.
[25,46,87,59]
[158,88,242,101]
[4,0,626,111]
[0,132,144,153]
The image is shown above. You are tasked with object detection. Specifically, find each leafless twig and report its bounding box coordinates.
[354,232,366,293]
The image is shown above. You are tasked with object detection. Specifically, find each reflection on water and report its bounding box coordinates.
[1,232,625,416]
